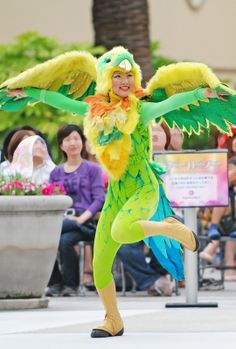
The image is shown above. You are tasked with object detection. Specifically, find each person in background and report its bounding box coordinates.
[1,134,55,184]
[80,139,108,287]
[168,127,184,151]
[85,139,109,192]
[200,129,236,281]
[1,125,53,161]
[151,122,171,152]
[46,124,105,297]
[116,121,173,296]
[0,129,34,175]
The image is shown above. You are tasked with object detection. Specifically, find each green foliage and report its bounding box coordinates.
[0,33,219,159]
[0,32,105,162]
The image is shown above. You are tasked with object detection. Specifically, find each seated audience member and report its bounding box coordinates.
[200,130,236,281]
[0,129,35,175]
[117,242,172,296]
[116,122,173,296]
[168,127,184,151]
[85,139,109,191]
[0,126,53,172]
[0,132,55,183]
[151,121,170,153]
[80,139,108,287]
[46,124,105,297]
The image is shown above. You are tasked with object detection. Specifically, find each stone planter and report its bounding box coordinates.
[0,195,72,307]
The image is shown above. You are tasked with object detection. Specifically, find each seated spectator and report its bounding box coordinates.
[0,133,55,183]
[0,125,53,173]
[117,242,172,296]
[151,121,170,153]
[168,127,184,151]
[200,130,236,281]
[0,129,35,175]
[46,124,105,297]
[206,131,236,240]
[81,139,108,287]
[85,139,109,191]
[115,122,173,296]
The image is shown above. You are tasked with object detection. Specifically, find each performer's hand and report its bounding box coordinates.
[204,88,228,101]
[7,89,27,100]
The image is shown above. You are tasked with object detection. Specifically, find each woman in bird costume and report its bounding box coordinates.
[1,46,236,337]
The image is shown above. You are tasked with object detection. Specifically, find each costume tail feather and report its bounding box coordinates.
[144,184,184,281]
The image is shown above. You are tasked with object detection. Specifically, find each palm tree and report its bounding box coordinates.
[92,0,153,83]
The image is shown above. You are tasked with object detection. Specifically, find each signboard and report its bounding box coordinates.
[153,150,228,208]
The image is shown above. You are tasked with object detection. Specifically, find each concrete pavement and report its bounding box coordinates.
[0,279,236,349]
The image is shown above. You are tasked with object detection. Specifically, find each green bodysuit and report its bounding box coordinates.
[23,87,206,288]
[1,46,235,338]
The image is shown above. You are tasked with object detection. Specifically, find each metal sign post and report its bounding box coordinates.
[184,208,198,305]
[166,207,218,308]
[152,150,228,308]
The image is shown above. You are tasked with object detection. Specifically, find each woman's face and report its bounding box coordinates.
[170,127,184,150]
[60,131,83,157]
[112,71,135,98]
[151,124,167,152]
[32,139,47,162]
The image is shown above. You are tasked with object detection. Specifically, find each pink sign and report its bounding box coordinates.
[153,150,229,208]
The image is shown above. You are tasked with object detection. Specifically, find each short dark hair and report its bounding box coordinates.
[57,124,87,160]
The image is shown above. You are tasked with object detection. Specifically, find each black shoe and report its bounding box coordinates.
[45,284,61,297]
[91,328,124,338]
[61,285,78,297]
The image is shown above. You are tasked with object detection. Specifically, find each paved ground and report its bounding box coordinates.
[0,277,236,349]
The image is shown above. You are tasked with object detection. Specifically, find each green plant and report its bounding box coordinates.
[0,33,219,156]
[0,32,105,162]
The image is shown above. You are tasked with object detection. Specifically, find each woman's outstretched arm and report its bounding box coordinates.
[24,88,89,116]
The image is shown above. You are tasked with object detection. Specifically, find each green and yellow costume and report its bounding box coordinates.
[1,47,236,337]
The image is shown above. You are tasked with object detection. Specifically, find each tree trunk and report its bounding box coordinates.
[92,0,153,84]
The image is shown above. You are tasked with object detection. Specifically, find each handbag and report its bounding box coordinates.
[219,214,236,236]
[62,219,97,237]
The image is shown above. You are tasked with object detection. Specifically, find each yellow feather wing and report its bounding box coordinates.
[146,62,220,97]
[0,51,97,100]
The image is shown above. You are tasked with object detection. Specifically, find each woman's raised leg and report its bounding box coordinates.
[111,183,198,252]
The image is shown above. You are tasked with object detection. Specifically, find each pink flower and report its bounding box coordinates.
[0,176,66,196]
[41,187,51,195]
[13,181,24,189]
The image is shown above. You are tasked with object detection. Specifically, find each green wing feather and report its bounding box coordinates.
[0,51,97,112]
[151,86,236,135]
[146,62,236,135]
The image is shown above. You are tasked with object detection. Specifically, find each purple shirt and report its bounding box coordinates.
[49,160,105,216]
